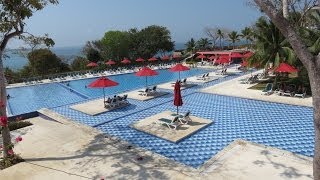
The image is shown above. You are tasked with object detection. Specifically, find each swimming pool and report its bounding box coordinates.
[7,68,210,116]
[52,71,314,168]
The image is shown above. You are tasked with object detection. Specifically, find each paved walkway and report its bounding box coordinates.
[0,115,313,180]
[200,70,312,107]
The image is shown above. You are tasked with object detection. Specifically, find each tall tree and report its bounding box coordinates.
[217,29,225,50]
[185,38,197,53]
[241,27,253,48]
[204,27,219,49]
[253,0,320,179]
[100,30,130,60]
[0,0,59,158]
[228,31,240,49]
[196,38,210,50]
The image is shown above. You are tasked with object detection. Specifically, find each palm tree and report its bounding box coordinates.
[196,38,210,50]
[185,38,197,53]
[228,31,240,49]
[241,27,253,48]
[249,17,296,68]
[217,29,224,50]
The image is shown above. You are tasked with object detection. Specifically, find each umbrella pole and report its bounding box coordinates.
[146,76,148,88]
[103,88,105,105]
[179,71,181,81]
[177,106,178,115]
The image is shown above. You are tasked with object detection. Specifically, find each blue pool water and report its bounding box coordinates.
[52,71,314,168]
[7,68,209,116]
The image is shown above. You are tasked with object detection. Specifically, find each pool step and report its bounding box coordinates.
[38,108,74,125]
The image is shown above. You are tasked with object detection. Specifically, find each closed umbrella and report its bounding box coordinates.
[135,66,158,88]
[174,81,183,114]
[88,77,119,106]
[169,63,190,80]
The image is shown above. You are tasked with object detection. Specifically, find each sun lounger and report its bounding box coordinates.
[181,78,187,86]
[282,84,296,97]
[140,88,151,96]
[262,83,273,95]
[158,116,181,130]
[149,86,157,93]
[294,86,307,98]
[197,74,206,80]
[178,111,191,125]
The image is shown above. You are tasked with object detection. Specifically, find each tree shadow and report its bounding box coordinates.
[252,149,313,179]
[23,133,196,179]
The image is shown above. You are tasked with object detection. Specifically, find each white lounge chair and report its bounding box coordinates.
[178,111,192,125]
[158,116,181,130]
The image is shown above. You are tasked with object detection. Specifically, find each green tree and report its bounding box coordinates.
[185,38,197,53]
[27,49,69,76]
[249,17,296,67]
[228,31,240,49]
[254,0,320,178]
[134,25,174,58]
[71,56,88,71]
[85,48,102,63]
[217,29,225,50]
[0,0,59,159]
[100,31,130,60]
[241,27,253,48]
[197,38,210,50]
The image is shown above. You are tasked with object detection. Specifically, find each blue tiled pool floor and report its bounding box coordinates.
[52,70,314,168]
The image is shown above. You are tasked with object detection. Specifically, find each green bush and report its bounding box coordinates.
[0,154,24,170]
[0,121,32,134]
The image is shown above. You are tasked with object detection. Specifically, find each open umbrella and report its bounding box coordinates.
[169,63,190,80]
[136,57,145,62]
[135,66,158,88]
[121,58,131,64]
[161,55,170,61]
[172,54,181,60]
[275,63,298,73]
[174,81,183,115]
[106,59,116,65]
[87,62,98,67]
[88,77,119,106]
[148,57,158,62]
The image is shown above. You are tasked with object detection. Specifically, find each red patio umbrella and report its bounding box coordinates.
[121,58,131,64]
[136,57,145,62]
[88,77,119,105]
[169,63,190,80]
[172,54,181,60]
[230,52,243,58]
[87,62,98,67]
[174,81,183,115]
[106,59,116,65]
[135,66,158,88]
[148,57,158,62]
[161,55,170,61]
[275,63,298,73]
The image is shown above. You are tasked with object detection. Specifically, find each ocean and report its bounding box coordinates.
[3,43,186,71]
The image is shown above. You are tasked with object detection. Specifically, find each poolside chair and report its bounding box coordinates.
[104,98,115,108]
[275,83,286,95]
[294,86,307,98]
[178,111,192,125]
[158,116,181,130]
[197,74,206,80]
[262,83,273,95]
[282,84,296,97]
[149,86,157,94]
[181,78,187,86]
[141,88,150,96]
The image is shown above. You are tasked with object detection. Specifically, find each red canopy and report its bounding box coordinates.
[243,52,253,58]
[196,54,206,59]
[135,67,158,76]
[230,52,243,58]
[135,67,158,88]
[87,62,98,67]
[169,63,190,80]
[148,57,158,61]
[174,81,183,114]
[136,57,145,62]
[121,58,131,64]
[208,55,216,60]
[275,63,298,73]
[216,57,230,64]
[88,77,119,104]
[106,59,116,65]
[161,55,170,60]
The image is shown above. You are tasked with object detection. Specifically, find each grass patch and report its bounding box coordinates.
[0,121,32,134]
[248,82,268,90]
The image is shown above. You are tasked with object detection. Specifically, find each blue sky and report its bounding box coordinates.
[9,0,261,48]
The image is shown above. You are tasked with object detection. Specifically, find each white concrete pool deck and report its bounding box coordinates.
[200,70,313,107]
[0,110,313,180]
